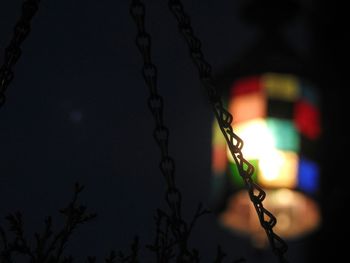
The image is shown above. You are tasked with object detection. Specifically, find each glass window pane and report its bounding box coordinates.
[267,118,300,152]
[259,150,298,189]
[262,73,299,101]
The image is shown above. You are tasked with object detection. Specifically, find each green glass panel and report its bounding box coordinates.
[229,159,258,187]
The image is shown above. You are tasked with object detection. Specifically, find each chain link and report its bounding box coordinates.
[131,0,289,261]
[0,0,40,108]
[168,0,289,262]
[130,1,201,261]
[130,0,183,240]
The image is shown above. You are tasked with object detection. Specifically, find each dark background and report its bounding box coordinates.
[0,0,347,262]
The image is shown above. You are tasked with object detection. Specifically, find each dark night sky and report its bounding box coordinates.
[0,0,347,262]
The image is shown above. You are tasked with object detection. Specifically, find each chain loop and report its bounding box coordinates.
[168,0,289,261]
[130,1,206,260]
[131,0,289,261]
[130,0,181,221]
[143,63,157,92]
[0,0,40,108]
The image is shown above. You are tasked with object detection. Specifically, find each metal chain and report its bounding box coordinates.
[130,0,289,261]
[130,1,195,261]
[167,0,289,262]
[0,0,41,108]
[129,0,180,219]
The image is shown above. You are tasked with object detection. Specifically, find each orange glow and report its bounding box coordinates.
[230,92,266,124]
[212,146,227,175]
[219,189,320,241]
[212,122,228,175]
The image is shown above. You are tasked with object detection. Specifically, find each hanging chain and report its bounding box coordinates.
[167,0,289,262]
[0,0,40,108]
[130,0,288,261]
[130,1,197,261]
[129,0,181,220]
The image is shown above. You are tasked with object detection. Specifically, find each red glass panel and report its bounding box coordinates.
[294,100,321,140]
[230,76,263,97]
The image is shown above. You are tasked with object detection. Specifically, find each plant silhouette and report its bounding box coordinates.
[0,182,246,263]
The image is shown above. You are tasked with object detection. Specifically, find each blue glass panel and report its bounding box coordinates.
[298,158,319,193]
[300,81,320,106]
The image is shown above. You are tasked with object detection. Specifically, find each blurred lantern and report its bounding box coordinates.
[210,0,321,246]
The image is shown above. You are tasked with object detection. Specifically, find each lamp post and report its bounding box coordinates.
[210,0,321,247]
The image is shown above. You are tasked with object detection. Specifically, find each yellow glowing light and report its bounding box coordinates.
[262,73,299,101]
[259,150,298,188]
[212,122,226,146]
[272,188,295,206]
[213,73,321,243]
[259,150,284,181]
[228,119,275,161]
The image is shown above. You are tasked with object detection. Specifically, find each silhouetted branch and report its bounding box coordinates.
[147,209,175,263]
[1,182,244,263]
[189,203,211,234]
[0,183,96,263]
[213,246,226,263]
[112,237,139,263]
